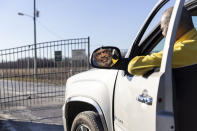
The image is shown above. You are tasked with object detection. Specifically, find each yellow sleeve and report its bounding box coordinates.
[172,40,197,68]
[128,51,163,75]
[128,40,197,76]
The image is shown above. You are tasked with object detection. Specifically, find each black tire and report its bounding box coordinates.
[71,111,104,131]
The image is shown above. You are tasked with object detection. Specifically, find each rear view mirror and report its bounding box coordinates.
[90,46,121,69]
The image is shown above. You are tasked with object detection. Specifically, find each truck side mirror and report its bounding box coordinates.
[90,46,121,69]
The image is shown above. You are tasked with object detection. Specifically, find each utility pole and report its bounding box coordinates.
[33,0,37,79]
[18,0,39,79]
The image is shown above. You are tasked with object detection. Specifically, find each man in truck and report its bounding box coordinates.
[94,48,114,67]
[128,7,197,75]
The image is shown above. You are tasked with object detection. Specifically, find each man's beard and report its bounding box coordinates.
[97,56,112,67]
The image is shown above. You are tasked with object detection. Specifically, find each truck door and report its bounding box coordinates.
[114,0,185,131]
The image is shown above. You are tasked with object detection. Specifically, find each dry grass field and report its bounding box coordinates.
[0,67,88,85]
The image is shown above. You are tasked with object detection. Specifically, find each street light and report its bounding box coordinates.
[18,12,37,18]
[18,0,39,79]
[18,12,24,16]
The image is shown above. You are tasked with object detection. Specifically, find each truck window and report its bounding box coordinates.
[140,1,175,45]
[192,16,197,29]
[137,1,175,56]
[150,38,165,53]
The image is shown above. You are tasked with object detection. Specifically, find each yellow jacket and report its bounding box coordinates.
[128,28,197,75]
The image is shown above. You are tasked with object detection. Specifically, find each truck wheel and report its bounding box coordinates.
[71,111,104,131]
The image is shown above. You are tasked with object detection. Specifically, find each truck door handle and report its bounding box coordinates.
[137,94,153,105]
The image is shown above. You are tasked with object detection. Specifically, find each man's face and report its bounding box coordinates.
[94,49,112,67]
[160,14,170,37]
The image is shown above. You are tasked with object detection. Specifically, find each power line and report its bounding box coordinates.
[37,20,64,40]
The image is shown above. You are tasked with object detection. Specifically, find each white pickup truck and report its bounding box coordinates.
[62,0,197,130]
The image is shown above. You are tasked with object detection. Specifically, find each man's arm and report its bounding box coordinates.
[128,52,163,75]
[128,38,197,76]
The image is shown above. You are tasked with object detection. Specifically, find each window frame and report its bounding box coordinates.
[126,0,169,59]
[128,0,197,58]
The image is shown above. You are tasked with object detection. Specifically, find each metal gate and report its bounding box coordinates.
[0,37,90,110]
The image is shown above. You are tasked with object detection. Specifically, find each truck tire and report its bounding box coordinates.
[71,111,104,131]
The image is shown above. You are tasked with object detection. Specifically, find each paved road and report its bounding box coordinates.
[0,79,65,100]
[0,79,65,107]
[0,102,64,131]
[0,79,65,131]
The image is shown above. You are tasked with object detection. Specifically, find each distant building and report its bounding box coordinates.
[72,49,88,67]
[72,49,86,60]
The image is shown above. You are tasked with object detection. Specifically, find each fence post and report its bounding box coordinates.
[88,37,90,69]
